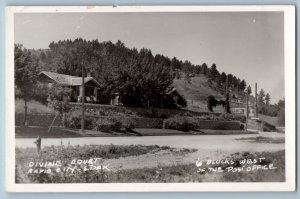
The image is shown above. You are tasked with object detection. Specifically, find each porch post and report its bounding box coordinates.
[80,85,84,97]
[94,87,98,103]
[94,87,97,97]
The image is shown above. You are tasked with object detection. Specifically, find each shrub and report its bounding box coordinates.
[122,118,136,131]
[125,123,135,131]
[180,112,193,117]
[164,115,199,132]
[48,84,72,114]
[64,111,95,130]
[31,83,50,105]
[98,110,107,116]
[193,113,246,123]
[240,123,245,130]
[222,114,246,123]
[93,117,122,132]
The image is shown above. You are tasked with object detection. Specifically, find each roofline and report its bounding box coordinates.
[89,78,101,87]
[39,71,101,87]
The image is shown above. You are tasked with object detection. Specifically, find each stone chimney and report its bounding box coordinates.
[87,72,91,77]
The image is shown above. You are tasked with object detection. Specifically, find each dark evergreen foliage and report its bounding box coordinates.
[15,38,282,116]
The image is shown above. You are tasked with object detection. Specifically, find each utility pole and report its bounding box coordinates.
[245,92,249,131]
[225,75,228,96]
[81,62,85,133]
[255,83,258,117]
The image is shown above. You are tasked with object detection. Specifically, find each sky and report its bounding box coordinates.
[14,12,284,103]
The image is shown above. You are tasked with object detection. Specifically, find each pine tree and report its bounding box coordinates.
[227,74,234,88]
[208,63,220,80]
[258,89,266,104]
[247,85,252,95]
[201,63,208,75]
[238,79,247,92]
[219,72,227,88]
[265,93,271,106]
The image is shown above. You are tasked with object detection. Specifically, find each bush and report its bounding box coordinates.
[122,118,136,131]
[137,108,169,119]
[164,115,199,132]
[93,117,122,132]
[64,110,136,132]
[193,113,246,123]
[31,83,51,105]
[64,111,95,130]
[222,114,246,123]
[240,123,245,130]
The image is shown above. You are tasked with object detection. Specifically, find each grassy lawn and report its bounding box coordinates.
[16,144,179,161]
[15,99,54,114]
[15,143,284,183]
[15,144,197,183]
[114,150,285,183]
[173,74,224,113]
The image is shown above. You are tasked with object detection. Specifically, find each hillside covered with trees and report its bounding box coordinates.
[15,38,284,119]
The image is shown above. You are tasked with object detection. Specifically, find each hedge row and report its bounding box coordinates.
[63,110,135,132]
[164,115,242,132]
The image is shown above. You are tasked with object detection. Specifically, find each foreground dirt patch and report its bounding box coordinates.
[15,144,285,183]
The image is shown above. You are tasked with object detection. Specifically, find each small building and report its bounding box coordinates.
[38,71,101,103]
[230,107,256,117]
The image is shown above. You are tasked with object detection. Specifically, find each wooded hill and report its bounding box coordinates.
[15,38,284,117]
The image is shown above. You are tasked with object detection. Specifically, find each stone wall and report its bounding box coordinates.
[16,113,240,130]
[15,113,163,129]
[196,120,241,130]
[70,103,222,118]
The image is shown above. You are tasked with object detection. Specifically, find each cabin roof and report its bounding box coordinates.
[39,71,101,87]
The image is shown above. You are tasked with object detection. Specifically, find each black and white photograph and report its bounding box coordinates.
[5,6,295,192]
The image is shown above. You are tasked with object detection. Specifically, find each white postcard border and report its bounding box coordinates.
[5,5,296,192]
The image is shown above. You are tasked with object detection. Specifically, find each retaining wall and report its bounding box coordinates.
[196,120,241,130]
[15,113,163,129]
[16,113,240,130]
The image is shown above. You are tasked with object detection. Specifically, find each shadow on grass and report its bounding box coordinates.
[116,129,143,136]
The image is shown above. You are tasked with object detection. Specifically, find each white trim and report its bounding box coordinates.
[5,5,295,192]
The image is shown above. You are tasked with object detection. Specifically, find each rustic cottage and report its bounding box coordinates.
[38,71,101,103]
